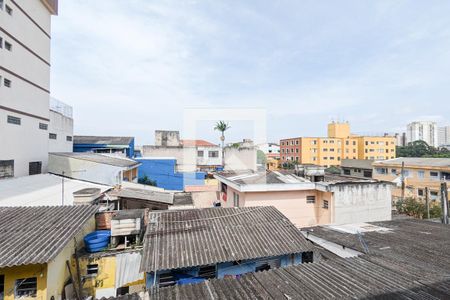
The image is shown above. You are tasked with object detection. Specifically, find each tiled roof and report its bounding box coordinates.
[50,152,140,168]
[150,257,450,299]
[181,140,218,147]
[141,207,313,272]
[0,205,98,267]
[74,136,134,146]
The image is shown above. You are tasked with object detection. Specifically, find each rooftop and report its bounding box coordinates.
[74,136,134,146]
[0,174,110,206]
[0,205,98,267]
[373,157,450,169]
[302,219,450,281]
[151,256,450,299]
[108,188,174,205]
[180,139,218,147]
[140,206,313,272]
[341,159,374,170]
[216,170,310,185]
[50,152,140,168]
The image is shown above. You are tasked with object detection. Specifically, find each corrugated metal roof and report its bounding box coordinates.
[50,152,140,168]
[74,136,134,145]
[0,205,98,267]
[341,159,374,169]
[150,257,450,299]
[141,206,313,272]
[109,188,174,205]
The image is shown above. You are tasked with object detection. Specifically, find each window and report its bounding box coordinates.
[430,191,439,200]
[39,123,48,130]
[197,150,204,157]
[5,4,12,15]
[363,170,372,178]
[323,200,329,209]
[4,78,11,87]
[7,115,20,125]
[0,37,2,48]
[49,133,57,140]
[403,170,410,177]
[418,189,424,197]
[391,169,397,175]
[306,195,316,204]
[29,162,42,175]
[87,264,98,276]
[15,277,37,298]
[430,171,439,178]
[67,136,73,142]
[376,168,387,175]
[343,169,351,175]
[4,41,11,51]
[208,151,219,158]
[233,192,240,207]
[0,160,14,178]
[418,171,425,179]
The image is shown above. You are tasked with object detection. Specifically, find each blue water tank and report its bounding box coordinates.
[84,230,111,253]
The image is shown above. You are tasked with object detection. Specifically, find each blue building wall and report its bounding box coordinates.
[73,139,135,158]
[146,253,305,288]
[136,158,205,191]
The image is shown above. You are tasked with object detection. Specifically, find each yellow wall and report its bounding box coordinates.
[328,122,350,138]
[280,123,396,167]
[0,264,47,300]
[73,255,116,297]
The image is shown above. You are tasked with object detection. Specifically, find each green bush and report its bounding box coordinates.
[396,197,442,219]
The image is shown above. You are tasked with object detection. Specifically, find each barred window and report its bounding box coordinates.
[39,123,48,130]
[49,133,57,140]
[7,115,20,125]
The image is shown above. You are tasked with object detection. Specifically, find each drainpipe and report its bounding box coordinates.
[441,182,449,224]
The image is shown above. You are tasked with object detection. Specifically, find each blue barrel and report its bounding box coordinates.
[84,230,111,253]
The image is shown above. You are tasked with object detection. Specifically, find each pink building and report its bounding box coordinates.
[215,170,392,228]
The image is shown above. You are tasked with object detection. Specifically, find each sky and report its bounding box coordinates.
[50,0,450,145]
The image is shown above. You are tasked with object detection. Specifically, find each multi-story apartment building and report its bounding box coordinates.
[0,0,58,178]
[373,157,450,200]
[280,122,396,167]
[438,126,450,147]
[407,121,438,147]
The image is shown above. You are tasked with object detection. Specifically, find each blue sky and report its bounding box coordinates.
[50,0,450,145]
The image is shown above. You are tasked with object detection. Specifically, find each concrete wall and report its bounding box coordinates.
[224,147,257,171]
[331,183,392,224]
[0,0,53,178]
[141,146,197,172]
[155,130,180,146]
[136,158,205,191]
[48,110,73,152]
[48,154,125,186]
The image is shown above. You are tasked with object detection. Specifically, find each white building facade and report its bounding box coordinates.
[0,0,58,178]
[438,126,450,147]
[406,121,438,147]
[48,98,73,152]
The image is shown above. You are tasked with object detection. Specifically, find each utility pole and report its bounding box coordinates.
[425,187,430,219]
[62,171,65,205]
[441,182,449,225]
[401,161,405,202]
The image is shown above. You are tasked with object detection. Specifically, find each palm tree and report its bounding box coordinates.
[214,121,231,167]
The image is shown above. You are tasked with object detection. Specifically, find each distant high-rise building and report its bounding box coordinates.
[406,121,438,147]
[279,122,396,168]
[439,126,450,146]
[0,0,58,178]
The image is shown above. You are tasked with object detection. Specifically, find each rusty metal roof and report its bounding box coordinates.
[0,205,98,267]
[141,206,313,272]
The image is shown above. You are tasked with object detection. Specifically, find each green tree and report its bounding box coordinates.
[396,140,450,158]
[214,121,231,166]
[138,175,157,186]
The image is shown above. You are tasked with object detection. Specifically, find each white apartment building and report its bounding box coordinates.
[406,121,438,148]
[0,0,58,178]
[49,98,73,152]
[257,142,280,155]
[438,126,450,147]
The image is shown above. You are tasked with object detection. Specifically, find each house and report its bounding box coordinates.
[340,159,374,178]
[0,206,98,300]
[48,152,141,186]
[148,218,450,299]
[140,206,314,288]
[135,157,205,191]
[0,173,110,206]
[372,157,450,200]
[73,209,148,298]
[280,122,396,167]
[214,169,392,227]
[73,136,135,158]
